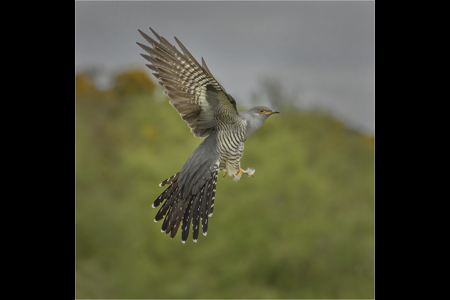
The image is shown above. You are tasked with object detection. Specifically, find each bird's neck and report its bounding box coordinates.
[239,111,262,141]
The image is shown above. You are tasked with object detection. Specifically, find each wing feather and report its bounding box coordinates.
[137,28,239,138]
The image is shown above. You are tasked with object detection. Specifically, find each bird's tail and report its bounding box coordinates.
[152,167,218,243]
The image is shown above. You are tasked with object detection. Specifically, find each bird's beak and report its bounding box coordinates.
[265,111,280,115]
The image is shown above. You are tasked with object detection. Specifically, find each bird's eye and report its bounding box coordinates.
[258,108,265,114]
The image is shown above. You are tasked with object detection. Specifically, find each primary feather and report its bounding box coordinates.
[137,28,238,138]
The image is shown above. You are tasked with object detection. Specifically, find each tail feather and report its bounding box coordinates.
[170,196,191,238]
[201,175,214,235]
[153,165,218,243]
[192,185,205,242]
[154,186,179,222]
[201,168,218,235]
[181,188,201,243]
[162,192,182,234]
[200,180,209,236]
[201,205,209,236]
[208,171,218,217]
[161,205,173,233]
[153,179,178,208]
[159,172,180,187]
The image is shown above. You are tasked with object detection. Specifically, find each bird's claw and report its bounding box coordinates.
[245,168,255,177]
[233,168,255,181]
[233,172,242,181]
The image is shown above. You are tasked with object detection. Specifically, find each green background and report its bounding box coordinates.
[75,70,374,299]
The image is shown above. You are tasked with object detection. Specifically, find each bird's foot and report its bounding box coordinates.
[233,168,255,181]
[222,171,227,178]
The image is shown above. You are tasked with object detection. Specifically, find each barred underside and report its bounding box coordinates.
[216,120,247,175]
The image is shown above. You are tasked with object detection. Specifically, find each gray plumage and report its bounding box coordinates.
[137,28,279,243]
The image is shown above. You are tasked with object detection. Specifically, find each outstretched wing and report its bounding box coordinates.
[137,28,239,138]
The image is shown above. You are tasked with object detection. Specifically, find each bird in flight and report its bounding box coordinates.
[137,28,279,243]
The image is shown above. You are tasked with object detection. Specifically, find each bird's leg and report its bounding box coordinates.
[233,168,255,181]
[222,171,228,178]
[233,169,243,181]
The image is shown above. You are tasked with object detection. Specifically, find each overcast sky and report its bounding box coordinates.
[76,1,374,134]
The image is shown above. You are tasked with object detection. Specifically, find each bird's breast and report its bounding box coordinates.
[216,122,246,173]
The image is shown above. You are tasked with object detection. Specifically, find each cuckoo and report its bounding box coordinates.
[137,28,279,243]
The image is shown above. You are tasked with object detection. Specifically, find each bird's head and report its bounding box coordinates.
[249,106,280,118]
[240,106,279,140]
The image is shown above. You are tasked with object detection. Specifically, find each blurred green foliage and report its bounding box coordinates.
[75,69,374,299]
